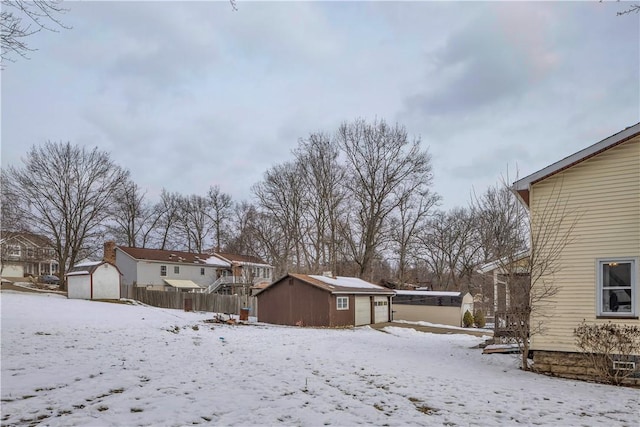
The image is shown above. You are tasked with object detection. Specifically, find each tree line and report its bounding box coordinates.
[2,118,526,294]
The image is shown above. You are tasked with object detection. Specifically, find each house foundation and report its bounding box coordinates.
[532,350,640,387]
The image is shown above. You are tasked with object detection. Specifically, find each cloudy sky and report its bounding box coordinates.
[2,1,638,209]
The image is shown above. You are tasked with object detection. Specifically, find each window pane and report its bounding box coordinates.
[602,263,631,288]
[603,289,632,313]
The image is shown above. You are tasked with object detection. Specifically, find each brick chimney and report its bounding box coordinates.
[103,241,116,264]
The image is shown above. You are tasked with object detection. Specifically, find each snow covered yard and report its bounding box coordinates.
[1,292,638,427]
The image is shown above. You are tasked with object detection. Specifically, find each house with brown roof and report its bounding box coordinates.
[106,242,274,293]
[512,122,640,385]
[0,231,59,279]
[255,273,395,327]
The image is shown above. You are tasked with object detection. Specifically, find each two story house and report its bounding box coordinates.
[0,231,59,279]
[106,242,275,293]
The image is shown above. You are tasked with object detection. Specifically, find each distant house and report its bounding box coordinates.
[256,273,395,327]
[512,123,640,385]
[66,261,121,300]
[477,252,529,335]
[393,290,474,327]
[0,231,58,278]
[106,242,274,293]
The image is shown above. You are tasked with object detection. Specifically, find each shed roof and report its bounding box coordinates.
[66,261,121,277]
[513,123,640,206]
[394,290,465,297]
[256,273,395,296]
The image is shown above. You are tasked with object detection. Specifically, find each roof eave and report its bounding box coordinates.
[512,123,640,200]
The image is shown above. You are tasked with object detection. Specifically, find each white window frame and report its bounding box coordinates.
[200,267,205,276]
[596,257,637,317]
[160,265,167,277]
[174,266,180,274]
[337,296,349,310]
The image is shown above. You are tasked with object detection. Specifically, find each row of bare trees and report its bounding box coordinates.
[2,119,535,295]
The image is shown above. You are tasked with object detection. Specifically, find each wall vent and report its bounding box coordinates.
[612,361,636,371]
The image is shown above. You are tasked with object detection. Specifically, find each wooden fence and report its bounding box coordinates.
[120,285,257,317]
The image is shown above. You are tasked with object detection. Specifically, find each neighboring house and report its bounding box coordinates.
[513,123,640,384]
[393,290,474,328]
[477,252,530,335]
[106,242,274,293]
[0,231,58,278]
[256,273,395,327]
[66,261,121,300]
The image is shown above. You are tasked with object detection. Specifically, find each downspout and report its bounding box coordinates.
[90,273,94,299]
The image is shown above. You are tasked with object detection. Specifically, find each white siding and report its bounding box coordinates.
[93,264,120,299]
[135,261,218,288]
[67,275,91,299]
[115,250,138,286]
[530,138,640,353]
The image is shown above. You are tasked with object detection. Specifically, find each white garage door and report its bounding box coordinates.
[355,296,371,326]
[373,296,389,323]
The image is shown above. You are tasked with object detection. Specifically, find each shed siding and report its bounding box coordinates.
[93,265,120,299]
[67,276,91,299]
[393,305,462,327]
[257,278,334,326]
[530,138,640,353]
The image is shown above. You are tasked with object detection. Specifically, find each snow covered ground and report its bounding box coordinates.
[1,291,638,426]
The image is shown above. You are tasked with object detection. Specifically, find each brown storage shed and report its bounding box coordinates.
[256,273,395,327]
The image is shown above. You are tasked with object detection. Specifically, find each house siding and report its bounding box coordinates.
[116,250,138,286]
[116,249,220,288]
[529,137,640,353]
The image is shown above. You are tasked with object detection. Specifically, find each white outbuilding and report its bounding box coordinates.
[392,290,474,327]
[66,261,121,300]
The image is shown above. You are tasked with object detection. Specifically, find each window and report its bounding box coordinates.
[174,266,180,274]
[597,258,637,317]
[160,265,167,277]
[337,296,349,310]
[8,245,21,257]
[200,267,205,276]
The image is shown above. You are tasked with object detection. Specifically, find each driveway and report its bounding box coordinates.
[369,321,493,338]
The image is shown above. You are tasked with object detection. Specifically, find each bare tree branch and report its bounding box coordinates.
[1,0,69,66]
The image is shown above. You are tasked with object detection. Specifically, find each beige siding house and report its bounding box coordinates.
[513,123,640,384]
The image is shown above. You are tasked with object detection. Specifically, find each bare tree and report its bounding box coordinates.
[207,185,233,252]
[336,118,434,280]
[0,169,27,232]
[1,0,69,66]
[224,201,258,255]
[418,207,481,291]
[177,194,214,253]
[5,141,129,289]
[151,190,183,250]
[294,132,346,274]
[108,178,161,248]
[252,161,309,272]
[389,184,440,286]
